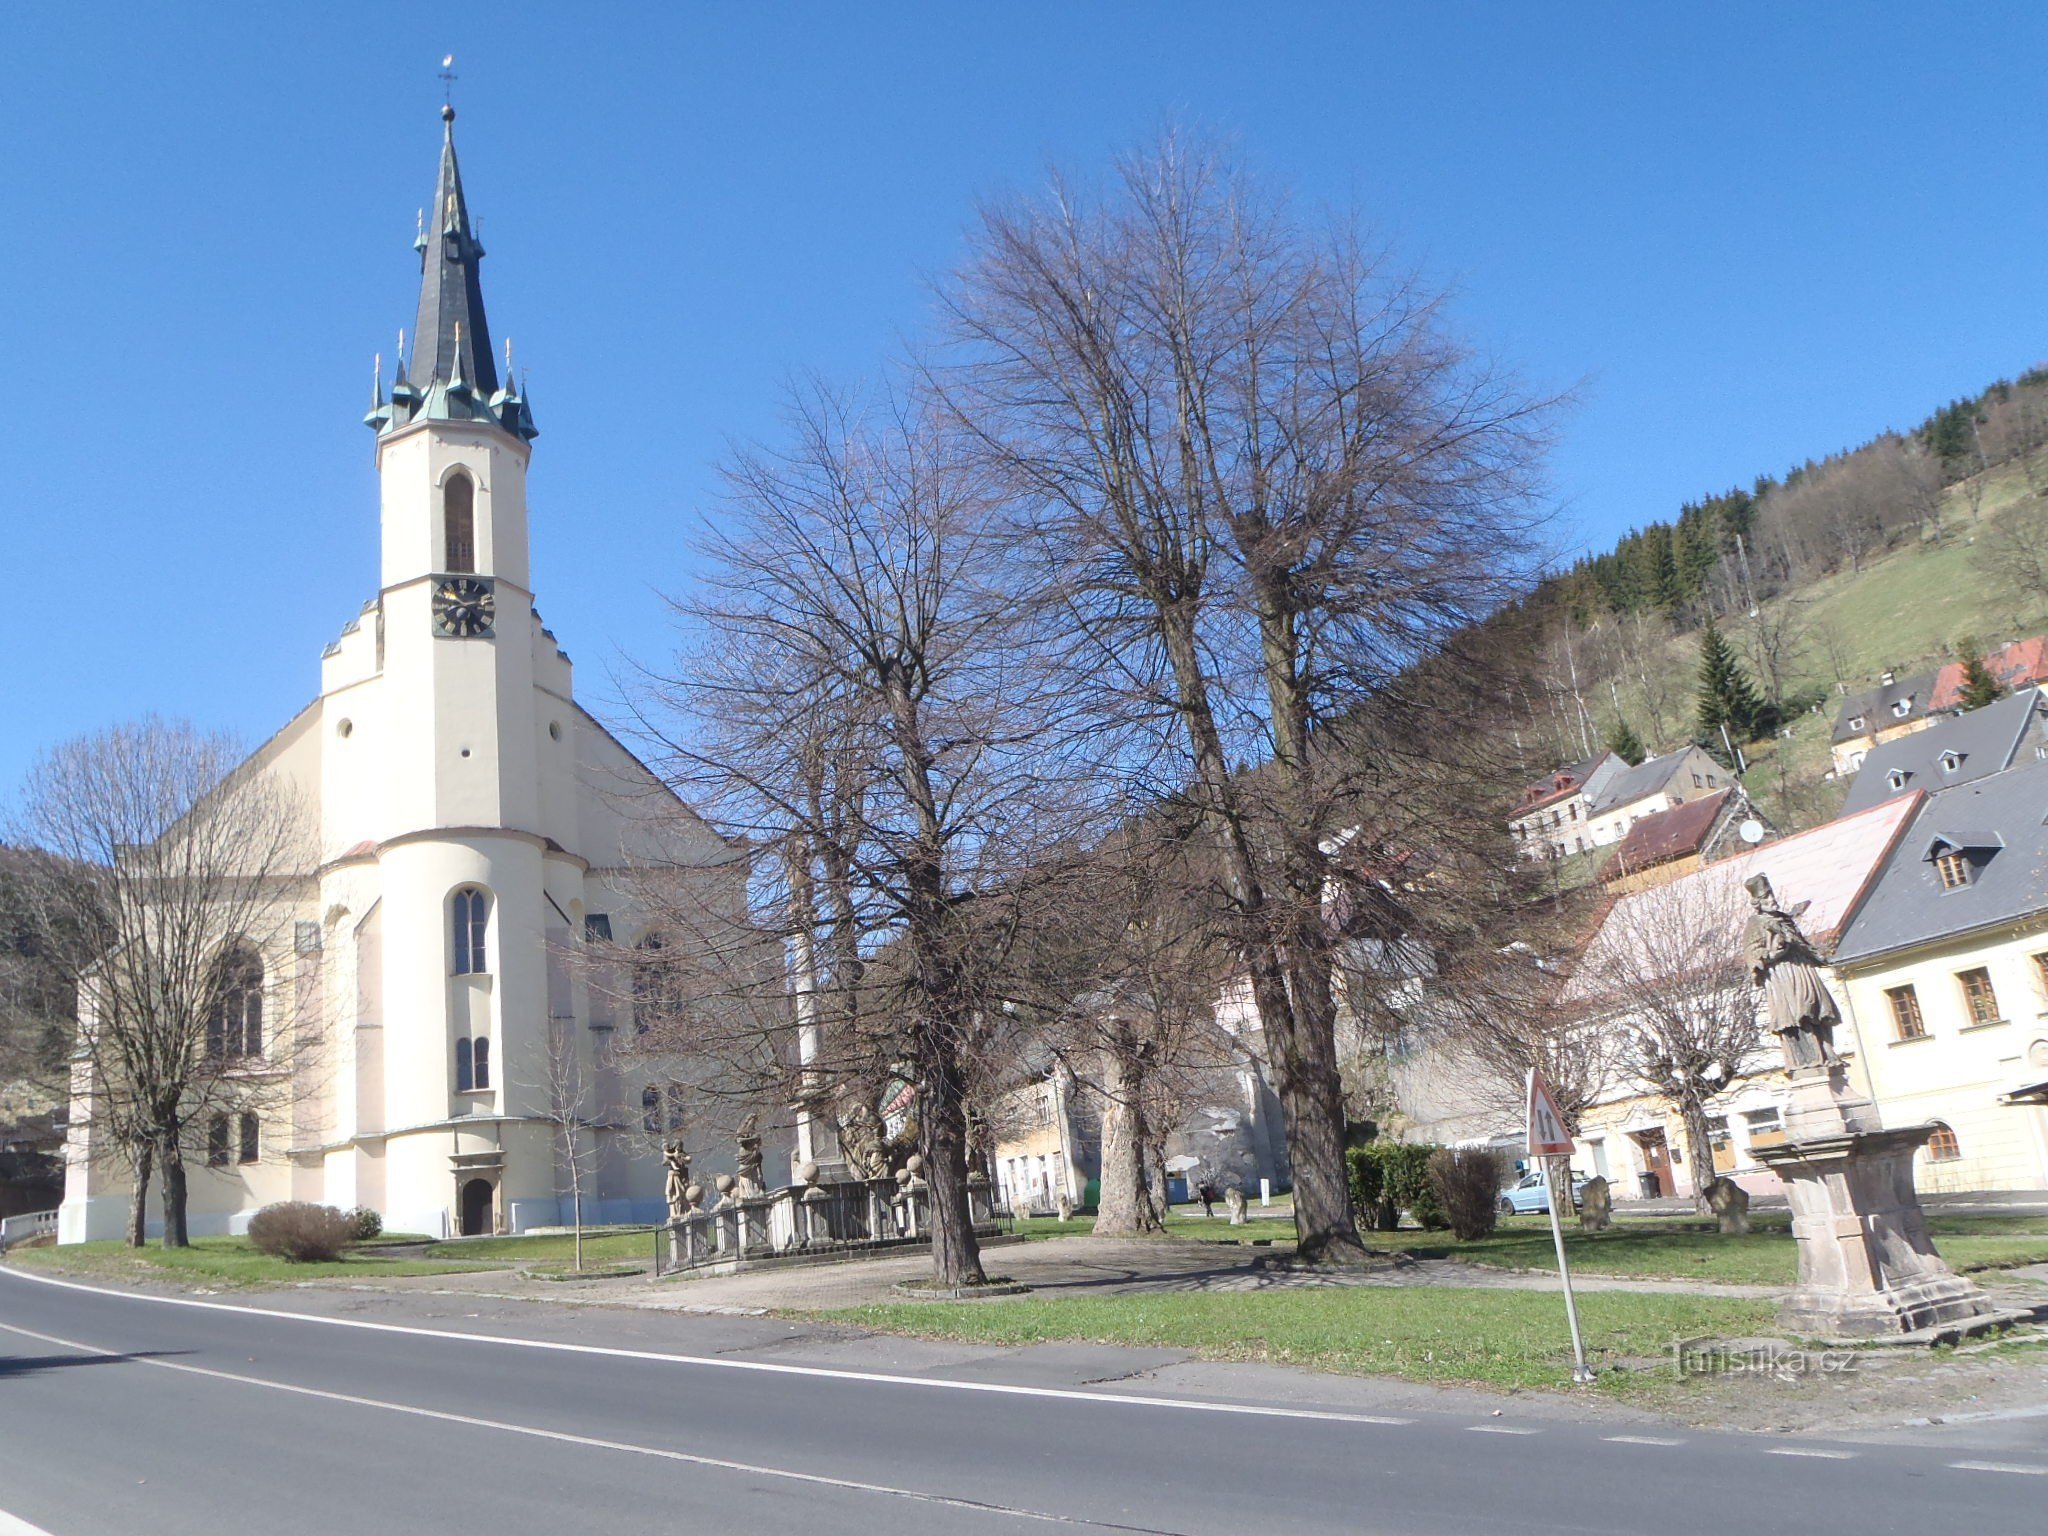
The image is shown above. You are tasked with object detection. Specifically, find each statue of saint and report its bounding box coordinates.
[734,1113,764,1197]
[1742,874,1842,1071]
[838,1097,887,1180]
[663,1142,692,1223]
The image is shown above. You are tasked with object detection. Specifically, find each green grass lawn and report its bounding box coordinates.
[413,1227,657,1266]
[8,1237,505,1288]
[1353,1213,2048,1287]
[819,1286,1777,1392]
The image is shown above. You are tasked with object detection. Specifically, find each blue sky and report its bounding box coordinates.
[4,5,2045,800]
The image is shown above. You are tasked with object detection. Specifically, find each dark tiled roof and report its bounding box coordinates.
[1838,690,2045,815]
[1832,754,2048,964]
[1831,671,1939,744]
[411,109,498,395]
[1610,788,1733,872]
[1587,747,1702,815]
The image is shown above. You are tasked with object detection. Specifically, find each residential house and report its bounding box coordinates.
[1508,753,1623,861]
[1603,787,1773,894]
[1831,669,1942,776]
[1838,688,2048,816]
[1563,796,1921,1201]
[1830,755,2048,1194]
[1928,637,2048,713]
[985,1051,1095,1214]
[1579,745,1731,851]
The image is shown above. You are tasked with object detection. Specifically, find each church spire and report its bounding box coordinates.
[410,105,499,397]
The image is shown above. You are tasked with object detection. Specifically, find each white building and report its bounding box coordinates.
[61,109,752,1243]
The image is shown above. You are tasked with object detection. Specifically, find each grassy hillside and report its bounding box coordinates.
[1591,457,2048,833]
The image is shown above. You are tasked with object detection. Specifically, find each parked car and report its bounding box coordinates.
[1498,1168,1588,1216]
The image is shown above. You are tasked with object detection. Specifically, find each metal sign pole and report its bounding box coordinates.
[1544,1153,1594,1385]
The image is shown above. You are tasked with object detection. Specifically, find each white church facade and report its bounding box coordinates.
[60,108,758,1243]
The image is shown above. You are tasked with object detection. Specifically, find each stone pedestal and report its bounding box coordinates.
[1755,1122,2002,1339]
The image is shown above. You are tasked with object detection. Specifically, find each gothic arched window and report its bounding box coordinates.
[452,888,491,976]
[444,471,476,574]
[455,1037,474,1092]
[205,945,264,1060]
[472,1036,491,1090]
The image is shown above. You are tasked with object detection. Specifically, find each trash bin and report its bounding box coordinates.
[1638,1172,1660,1199]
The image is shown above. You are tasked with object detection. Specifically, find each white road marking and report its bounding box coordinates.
[0,1264,1414,1428]
[1764,1447,1855,1460]
[0,1319,1176,1532]
[0,1508,59,1536]
[1947,1460,2048,1476]
[1466,1424,1541,1435]
[1603,1435,1685,1446]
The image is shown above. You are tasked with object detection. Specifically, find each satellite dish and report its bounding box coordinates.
[1739,818,1765,845]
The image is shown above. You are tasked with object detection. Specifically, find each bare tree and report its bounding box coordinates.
[7,718,316,1247]
[1971,496,2048,618]
[937,130,1553,1263]
[640,381,1086,1286]
[1565,875,1762,1216]
[531,1019,601,1272]
[1438,936,1622,1139]
[1739,591,1809,716]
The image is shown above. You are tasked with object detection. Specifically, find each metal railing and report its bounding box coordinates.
[0,1209,59,1253]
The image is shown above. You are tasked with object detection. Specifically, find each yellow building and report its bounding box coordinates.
[1830,756,2048,1192]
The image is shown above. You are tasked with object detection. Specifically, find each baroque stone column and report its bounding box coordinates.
[1746,877,2006,1338]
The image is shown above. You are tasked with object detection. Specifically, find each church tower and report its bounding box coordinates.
[317,106,590,1238]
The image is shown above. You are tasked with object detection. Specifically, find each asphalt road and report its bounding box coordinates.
[1,1263,2043,1536]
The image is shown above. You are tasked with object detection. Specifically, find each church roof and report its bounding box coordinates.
[413,105,497,397]
[368,107,536,442]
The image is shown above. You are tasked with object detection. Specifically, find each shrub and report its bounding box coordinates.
[1345,1142,1446,1230]
[247,1202,355,1263]
[1429,1147,1508,1242]
[343,1206,383,1242]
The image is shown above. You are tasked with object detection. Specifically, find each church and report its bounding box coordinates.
[59,108,755,1243]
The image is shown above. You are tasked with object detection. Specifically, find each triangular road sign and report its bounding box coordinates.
[1526,1067,1574,1156]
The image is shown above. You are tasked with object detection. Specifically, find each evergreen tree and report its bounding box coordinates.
[1606,717,1647,766]
[1956,640,2005,711]
[1696,618,1773,756]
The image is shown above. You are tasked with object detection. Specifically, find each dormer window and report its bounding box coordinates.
[1886,768,1909,792]
[1892,697,1913,719]
[1935,850,1970,889]
[1939,750,1963,774]
[1848,716,1866,732]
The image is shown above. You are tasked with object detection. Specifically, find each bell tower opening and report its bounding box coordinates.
[444,472,476,573]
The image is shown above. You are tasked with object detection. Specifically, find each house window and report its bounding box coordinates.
[452,888,490,975]
[1705,773,1718,787]
[1886,984,1926,1040]
[472,1037,490,1090]
[207,1116,231,1168]
[1935,851,1970,890]
[1692,773,1704,788]
[1925,1122,1962,1162]
[205,946,264,1060]
[238,1112,259,1165]
[664,1083,685,1133]
[631,936,667,1037]
[444,471,476,573]
[1742,1107,1784,1139]
[584,913,613,943]
[1035,1087,1056,1128]
[1848,716,1865,732]
[455,1037,473,1092]
[1958,967,2001,1026]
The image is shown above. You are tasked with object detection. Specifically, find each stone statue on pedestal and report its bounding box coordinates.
[1742,874,1841,1071]
[663,1142,692,1223]
[734,1114,765,1197]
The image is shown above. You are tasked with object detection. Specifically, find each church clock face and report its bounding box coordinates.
[432,576,495,638]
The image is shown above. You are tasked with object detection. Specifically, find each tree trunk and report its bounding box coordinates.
[126,1141,152,1248]
[1254,954,1364,1263]
[1092,1049,1164,1236]
[157,1136,189,1249]
[1677,1095,1717,1218]
[918,1052,986,1287]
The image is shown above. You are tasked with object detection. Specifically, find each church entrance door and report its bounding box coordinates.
[459,1177,494,1237]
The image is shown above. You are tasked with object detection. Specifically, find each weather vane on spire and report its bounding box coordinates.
[439,53,458,109]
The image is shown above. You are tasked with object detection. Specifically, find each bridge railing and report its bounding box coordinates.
[0,1208,59,1253]
[652,1176,1001,1278]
